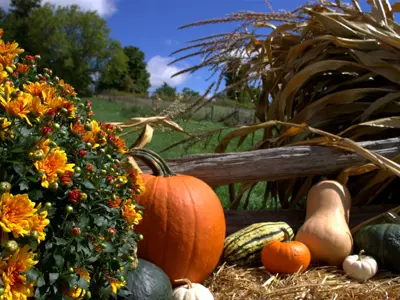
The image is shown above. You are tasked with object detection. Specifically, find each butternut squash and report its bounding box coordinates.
[295,180,353,266]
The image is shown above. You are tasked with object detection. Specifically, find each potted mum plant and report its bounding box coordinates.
[0,28,145,299]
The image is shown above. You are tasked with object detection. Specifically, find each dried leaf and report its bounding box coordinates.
[392,2,400,12]
[129,124,154,149]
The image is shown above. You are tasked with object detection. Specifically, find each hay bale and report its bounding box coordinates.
[205,263,400,299]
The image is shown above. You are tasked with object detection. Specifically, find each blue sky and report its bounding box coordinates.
[0,0,376,94]
[105,0,373,94]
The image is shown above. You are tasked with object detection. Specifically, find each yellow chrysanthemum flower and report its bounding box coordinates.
[0,40,24,56]
[0,70,7,84]
[61,285,86,300]
[0,117,13,140]
[122,200,143,226]
[31,96,49,118]
[75,268,90,282]
[58,79,77,96]
[6,93,33,125]
[35,138,57,156]
[33,149,75,188]
[108,279,126,294]
[0,245,38,300]
[0,53,17,71]
[0,82,33,125]
[0,193,37,238]
[30,204,50,243]
[82,120,107,148]
[22,82,50,98]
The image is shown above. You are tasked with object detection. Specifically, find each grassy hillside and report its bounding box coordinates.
[89,97,269,209]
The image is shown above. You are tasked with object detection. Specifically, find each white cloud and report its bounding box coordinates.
[0,0,119,17]
[146,56,189,88]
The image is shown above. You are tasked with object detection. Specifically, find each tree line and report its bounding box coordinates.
[0,0,151,96]
[0,0,259,105]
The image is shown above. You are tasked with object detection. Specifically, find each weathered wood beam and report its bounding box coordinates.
[223,204,398,236]
[138,137,400,187]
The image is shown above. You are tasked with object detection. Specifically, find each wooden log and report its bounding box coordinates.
[223,204,398,236]
[138,137,400,187]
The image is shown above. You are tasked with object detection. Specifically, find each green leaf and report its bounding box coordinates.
[53,254,64,269]
[92,215,107,227]
[19,181,29,191]
[49,273,59,284]
[117,287,133,298]
[13,164,26,176]
[53,237,68,246]
[26,268,40,283]
[86,254,100,263]
[36,274,46,288]
[10,147,26,153]
[103,242,115,253]
[28,189,43,201]
[76,275,89,290]
[82,180,95,190]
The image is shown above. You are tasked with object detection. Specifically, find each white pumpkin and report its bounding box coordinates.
[173,279,214,300]
[342,249,378,281]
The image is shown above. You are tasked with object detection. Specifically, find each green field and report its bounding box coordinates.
[89,97,270,210]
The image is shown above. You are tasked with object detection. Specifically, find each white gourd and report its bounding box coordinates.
[342,250,378,281]
[172,279,214,300]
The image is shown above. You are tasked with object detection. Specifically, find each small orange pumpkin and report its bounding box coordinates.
[261,228,311,274]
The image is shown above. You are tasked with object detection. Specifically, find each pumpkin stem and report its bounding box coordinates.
[174,278,193,289]
[128,148,176,177]
[280,227,292,242]
[358,249,365,261]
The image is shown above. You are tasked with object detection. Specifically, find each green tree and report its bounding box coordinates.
[97,40,129,91]
[123,46,151,95]
[181,87,200,99]
[2,0,41,54]
[155,82,176,98]
[21,3,113,95]
[10,0,41,18]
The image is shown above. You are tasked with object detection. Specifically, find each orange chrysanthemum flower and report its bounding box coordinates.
[108,197,122,208]
[33,149,75,188]
[0,193,37,238]
[71,121,85,136]
[0,245,38,300]
[60,170,73,186]
[122,200,143,225]
[16,63,30,75]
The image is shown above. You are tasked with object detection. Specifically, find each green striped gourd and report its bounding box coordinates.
[222,222,294,266]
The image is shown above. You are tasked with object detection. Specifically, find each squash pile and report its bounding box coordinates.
[118,146,400,299]
[221,179,400,282]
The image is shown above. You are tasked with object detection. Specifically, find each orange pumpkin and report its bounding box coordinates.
[261,228,311,274]
[129,149,226,286]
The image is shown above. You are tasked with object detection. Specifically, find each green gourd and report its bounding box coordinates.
[353,223,400,274]
[118,258,172,300]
